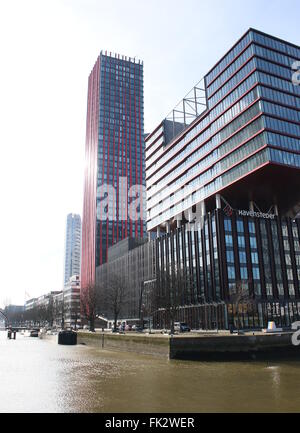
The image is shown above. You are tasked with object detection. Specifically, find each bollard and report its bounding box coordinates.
[58,330,77,345]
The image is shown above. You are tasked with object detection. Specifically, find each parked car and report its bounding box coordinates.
[132,324,143,332]
[174,322,191,333]
[119,323,126,332]
[30,330,39,337]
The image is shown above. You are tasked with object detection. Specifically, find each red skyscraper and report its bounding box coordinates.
[81,52,146,291]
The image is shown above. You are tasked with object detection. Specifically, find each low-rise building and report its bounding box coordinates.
[52,291,63,328]
[25,298,37,311]
[63,275,81,329]
[25,291,63,327]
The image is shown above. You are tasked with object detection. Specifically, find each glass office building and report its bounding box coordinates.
[81,52,146,290]
[143,28,300,329]
[146,28,300,233]
[63,213,81,286]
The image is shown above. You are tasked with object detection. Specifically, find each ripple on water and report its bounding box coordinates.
[1,332,300,413]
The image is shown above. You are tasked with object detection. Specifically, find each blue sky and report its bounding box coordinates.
[0,0,299,305]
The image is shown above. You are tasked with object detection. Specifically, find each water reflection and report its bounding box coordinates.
[1,331,300,413]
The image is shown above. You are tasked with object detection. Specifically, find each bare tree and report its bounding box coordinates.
[46,297,54,327]
[97,272,129,331]
[52,298,63,328]
[73,299,81,331]
[81,284,98,332]
[141,280,158,333]
[230,280,254,333]
[36,305,47,327]
[3,307,23,327]
[154,264,186,334]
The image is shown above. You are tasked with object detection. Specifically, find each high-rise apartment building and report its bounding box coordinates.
[81,52,146,290]
[63,213,81,286]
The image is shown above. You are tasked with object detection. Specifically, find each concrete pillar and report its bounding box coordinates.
[216,194,221,210]
[201,200,206,217]
[166,222,170,234]
[148,231,151,242]
[157,226,160,238]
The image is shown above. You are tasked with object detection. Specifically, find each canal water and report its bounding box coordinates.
[1,331,300,413]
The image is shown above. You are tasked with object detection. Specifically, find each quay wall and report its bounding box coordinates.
[170,333,300,360]
[77,332,170,358]
[40,331,300,361]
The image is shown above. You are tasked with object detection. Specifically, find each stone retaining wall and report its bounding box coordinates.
[170,333,300,360]
[42,331,300,361]
[77,332,170,358]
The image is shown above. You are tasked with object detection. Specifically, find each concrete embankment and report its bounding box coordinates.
[170,332,300,361]
[76,331,300,361]
[77,332,170,358]
[39,333,57,342]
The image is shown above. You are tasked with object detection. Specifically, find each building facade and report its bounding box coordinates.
[81,51,146,291]
[143,28,300,329]
[146,28,300,234]
[63,275,81,329]
[96,238,156,323]
[153,211,300,330]
[24,291,62,327]
[63,213,82,286]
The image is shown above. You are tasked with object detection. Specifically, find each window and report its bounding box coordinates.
[227,250,235,263]
[224,218,232,232]
[251,252,259,264]
[250,237,257,249]
[278,284,284,297]
[238,236,245,248]
[254,282,262,296]
[266,284,273,297]
[249,221,256,234]
[227,266,236,280]
[253,267,260,280]
[289,284,295,297]
[225,235,233,246]
[236,219,244,233]
[239,251,247,264]
[240,267,248,280]
[282,224,288,237]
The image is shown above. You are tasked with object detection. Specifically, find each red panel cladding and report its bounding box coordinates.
[81,57,100,291]
[129,63,133,238]
[106,60,111,264]
[124,64,128,239]
[138,69,144,238]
